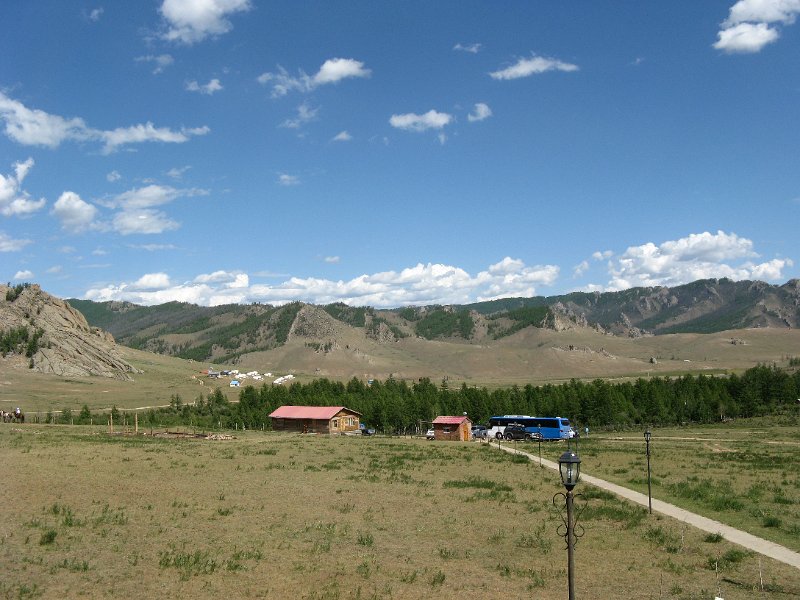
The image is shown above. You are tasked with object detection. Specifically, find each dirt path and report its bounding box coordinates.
[596,435,800,447]
[492,441,800,570]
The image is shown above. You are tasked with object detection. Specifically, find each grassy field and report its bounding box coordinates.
[2,425,799,599]
[533,418,800,554]
[0,348,242,415]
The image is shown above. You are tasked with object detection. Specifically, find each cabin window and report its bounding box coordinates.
[443,427,451,434]
[331,419,339,429]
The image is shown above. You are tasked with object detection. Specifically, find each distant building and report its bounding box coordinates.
[269,406,361,434]
[229,380,240,387]
[432,415,472,441]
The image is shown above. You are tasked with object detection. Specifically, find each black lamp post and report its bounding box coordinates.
[558,450,581,600]
[644,429,652,514]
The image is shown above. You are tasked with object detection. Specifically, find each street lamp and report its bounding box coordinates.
[644,429,652,514]
[556,450,582,600]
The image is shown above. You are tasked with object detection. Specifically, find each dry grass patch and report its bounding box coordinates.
[532,418,800,552]
[1,425,798,599]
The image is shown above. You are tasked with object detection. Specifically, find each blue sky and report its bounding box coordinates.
[1,1,797,307]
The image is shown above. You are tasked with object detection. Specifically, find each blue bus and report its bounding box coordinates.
[486,415,574,440]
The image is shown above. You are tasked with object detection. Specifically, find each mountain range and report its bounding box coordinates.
[65,279,799,362]
[3,277,799,386]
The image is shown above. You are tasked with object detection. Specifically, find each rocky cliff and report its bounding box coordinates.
[0,284,139,380]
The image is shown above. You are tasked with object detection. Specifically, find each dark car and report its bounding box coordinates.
[361,427,376,436]
[502,424,529,440]
[502,424,543,441]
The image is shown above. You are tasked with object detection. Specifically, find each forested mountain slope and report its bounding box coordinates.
[67,278,800,365]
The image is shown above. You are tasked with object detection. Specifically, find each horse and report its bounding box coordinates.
[3,410,24,423]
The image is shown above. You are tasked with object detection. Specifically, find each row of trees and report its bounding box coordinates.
[53,364,800,432]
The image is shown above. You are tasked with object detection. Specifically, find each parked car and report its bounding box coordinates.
[361,427,376,436]
[471,425,487,439]
[503,424,543,441]
[502,424,529,440]
[426,428,435,440]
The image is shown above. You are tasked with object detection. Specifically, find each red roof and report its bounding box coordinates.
[432,415,471,425]
[268,406,361,420]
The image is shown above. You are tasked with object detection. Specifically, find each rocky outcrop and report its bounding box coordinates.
[290,305,339,339]
[0,284,139,380]
[547,302,602,332]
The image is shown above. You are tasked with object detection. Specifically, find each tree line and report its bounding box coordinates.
[49,364,800,432]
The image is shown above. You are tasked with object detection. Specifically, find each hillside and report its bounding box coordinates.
[0,284,138,380]
[69,279,800,365]
[466,278,800,336]
[54,278,800,387]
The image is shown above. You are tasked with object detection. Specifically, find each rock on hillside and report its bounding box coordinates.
[0,284,139,380]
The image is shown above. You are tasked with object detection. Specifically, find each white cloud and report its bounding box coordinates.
[99,123,209,154]
[258,58,370,98]
[82,258,559,307]
[88,7,104,22]
[194,270,248,287]
[467,102,492,122]
[106,170,121,182]
[592,250,613,261]
[453,42,482,54]
[160,0,251,44]
[51,191,99,233]
[313,58,371,85]
[186,78,223,95]
[133,272,171,290]
[280,102,318,129]
[324,256,340,264]
[573,261,589,278]
[332,130,352,142]
[92,248,108,256]
[13,270,33,280]
[389,110,453,132]
[112,209,179,235]
[0,158,46,217]
[166,166,191,179]
[715,0,800,53]
[724,0,800,26]
[278,173,300,186]
[88,270,250,305]
[0,231,32,252]
[45,265,62,274]
[135,54,175,74]
[0,92,209,153]
[714,22,780,52]
[130,243,178,251]
[104,184,208,210]
[97,184,206,235]
[490,55,579,80]
[0,93,90,148]
[605,231,793,290]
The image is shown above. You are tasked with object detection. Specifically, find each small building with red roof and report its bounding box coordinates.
[269,405,362,434]
[431,415,472,441]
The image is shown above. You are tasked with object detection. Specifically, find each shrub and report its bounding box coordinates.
[39,529,57,545]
